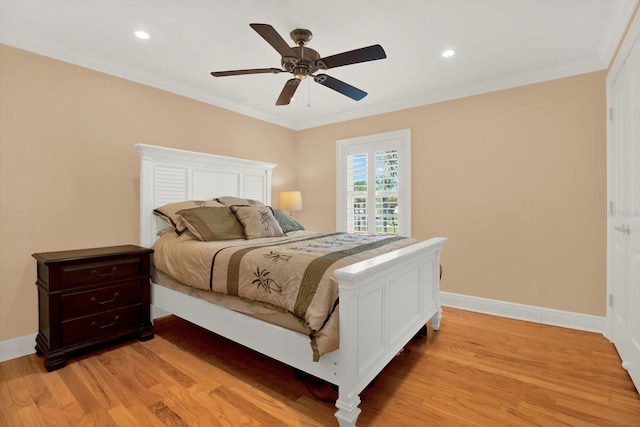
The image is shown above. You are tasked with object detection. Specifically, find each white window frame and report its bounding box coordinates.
[336,129,411,236]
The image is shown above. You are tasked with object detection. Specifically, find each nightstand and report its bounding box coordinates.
[32,245,154,371]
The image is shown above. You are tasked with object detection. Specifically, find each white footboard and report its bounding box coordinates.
[333,237,447,426]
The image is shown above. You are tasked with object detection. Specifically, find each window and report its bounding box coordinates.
[336,129,411,236]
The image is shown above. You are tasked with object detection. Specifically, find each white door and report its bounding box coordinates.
[609,28,640,393]
[627,36,640,393]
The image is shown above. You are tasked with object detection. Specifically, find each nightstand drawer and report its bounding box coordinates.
[60,257,142,288]
[61,305,143,347]
[60,281,142,321]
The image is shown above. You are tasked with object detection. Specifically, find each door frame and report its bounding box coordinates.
[605,8,640,340]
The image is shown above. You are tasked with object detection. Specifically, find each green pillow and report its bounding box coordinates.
[176,207,245,241]
[271,208,305,233]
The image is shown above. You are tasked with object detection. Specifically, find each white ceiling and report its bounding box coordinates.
[1,0,637,130]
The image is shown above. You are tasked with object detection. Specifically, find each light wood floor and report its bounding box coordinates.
[1,307,639,426]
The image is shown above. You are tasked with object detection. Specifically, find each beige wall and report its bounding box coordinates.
[296,71,607,316]
[0,45,298,341]
[0,43,608,344]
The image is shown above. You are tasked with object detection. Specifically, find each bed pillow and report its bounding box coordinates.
[153,200,225,233]
[215,196,265,207]
[271,208,305,233]
[231,206,285,239]
[176,207,246,241]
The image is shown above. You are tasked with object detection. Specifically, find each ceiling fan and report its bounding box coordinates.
[211,23,387,106]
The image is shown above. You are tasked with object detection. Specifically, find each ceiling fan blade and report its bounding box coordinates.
[276,79,301,105]
[319,44,387,69]
[211,68,284,77]
[250,23,296,58]
[314,74,367,101]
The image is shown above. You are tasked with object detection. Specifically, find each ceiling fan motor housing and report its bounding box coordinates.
[282,46,322,78]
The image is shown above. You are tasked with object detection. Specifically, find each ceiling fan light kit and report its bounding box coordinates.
[211,23,386,106]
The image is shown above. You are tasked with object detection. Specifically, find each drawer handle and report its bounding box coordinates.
[91,315,120,329]
[91,266,118,277]
[90,292,120,305]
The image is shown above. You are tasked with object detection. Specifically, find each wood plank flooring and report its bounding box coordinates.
[1,307,639,426]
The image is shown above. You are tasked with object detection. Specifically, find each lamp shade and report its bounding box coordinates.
[279,191,303,211]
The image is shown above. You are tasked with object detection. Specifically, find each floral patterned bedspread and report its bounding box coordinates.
[153,230,417,359]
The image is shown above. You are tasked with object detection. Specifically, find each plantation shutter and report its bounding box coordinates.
[344,147,400,235]
[374,149,399,235]
[337,129,411,236]
[346,152,368,233]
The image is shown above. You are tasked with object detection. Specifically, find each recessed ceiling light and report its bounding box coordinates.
[441,49,455,58]
[134,30,150,40]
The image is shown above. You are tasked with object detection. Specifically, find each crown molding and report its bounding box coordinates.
[0,21,617,132]
[597,0,639,67]
[294,57,605,130]
[0,34,300,130]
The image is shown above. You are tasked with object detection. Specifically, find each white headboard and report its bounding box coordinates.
[135,144,276,247]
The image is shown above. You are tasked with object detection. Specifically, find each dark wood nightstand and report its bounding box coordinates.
[32,245,154,371]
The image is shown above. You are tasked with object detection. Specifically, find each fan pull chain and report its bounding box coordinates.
[307,77,311,108]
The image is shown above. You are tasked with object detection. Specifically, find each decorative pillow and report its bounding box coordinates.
[176,207,246,241]
[271,208,305,233]
[153,200,225,233]
[215,196,265,207]
[231,206,284,239]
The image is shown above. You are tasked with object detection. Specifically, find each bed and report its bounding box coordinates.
[135,143,447,426]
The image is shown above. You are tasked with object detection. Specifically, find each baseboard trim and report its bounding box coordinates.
[152,305,170,320]
[441,291,606,334]
[0,333,37,363]
[0,294,606,363]
[0,308,170,363]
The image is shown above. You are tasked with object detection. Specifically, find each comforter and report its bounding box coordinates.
[153,230,417,360]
